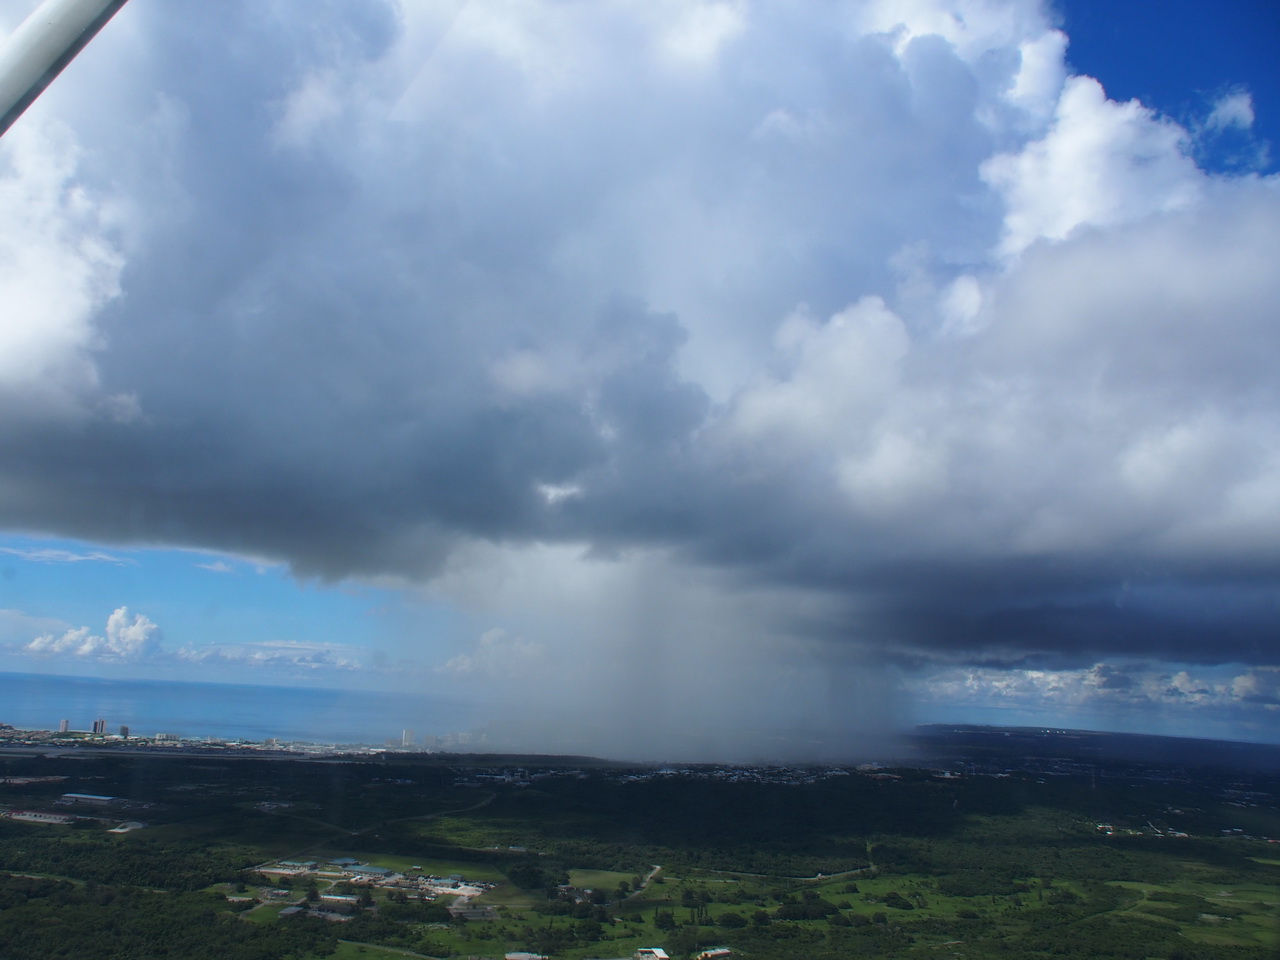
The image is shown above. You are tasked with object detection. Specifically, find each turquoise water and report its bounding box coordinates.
[0,672,476,744]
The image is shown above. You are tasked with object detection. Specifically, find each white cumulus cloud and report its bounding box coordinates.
[983,76,1200,260]
[26,606,162,661]
[0,120,126,421]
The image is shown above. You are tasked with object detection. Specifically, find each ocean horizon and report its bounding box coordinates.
[0,672,478,745]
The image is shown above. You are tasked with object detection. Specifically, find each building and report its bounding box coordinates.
[119,725,129,739]
[448,903,499,920]
[9,810,73,824]
[401,728,414,747]
[92,718,106,734]
[635,951,671,960]
[58,719,69,733]
[319,895,360,914]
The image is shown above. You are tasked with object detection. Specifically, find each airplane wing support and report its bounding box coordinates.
[0,0,129,137]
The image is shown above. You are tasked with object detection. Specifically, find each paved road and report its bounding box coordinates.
[616,863,664,905]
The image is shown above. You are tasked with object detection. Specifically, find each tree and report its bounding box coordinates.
[884,891,914,910]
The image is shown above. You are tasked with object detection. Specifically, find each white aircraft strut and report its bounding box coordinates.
[0,0,129,137]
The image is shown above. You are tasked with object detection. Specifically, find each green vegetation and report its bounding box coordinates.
[0,751,1275,959]
[0,874,337,959]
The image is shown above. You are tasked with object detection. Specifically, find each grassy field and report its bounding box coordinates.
[243,901,293,924]
[569,868,634,891]
[477,882,539,908]
[611,868,1278,955]
[328,941,440,959]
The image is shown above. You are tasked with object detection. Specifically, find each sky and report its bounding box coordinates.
[0,0,1277,758]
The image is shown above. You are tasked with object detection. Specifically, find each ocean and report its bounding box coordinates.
[0,672,478,745]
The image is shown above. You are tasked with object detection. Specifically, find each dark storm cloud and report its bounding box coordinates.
[1,0,1277,691]
[835,569,1280,669]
